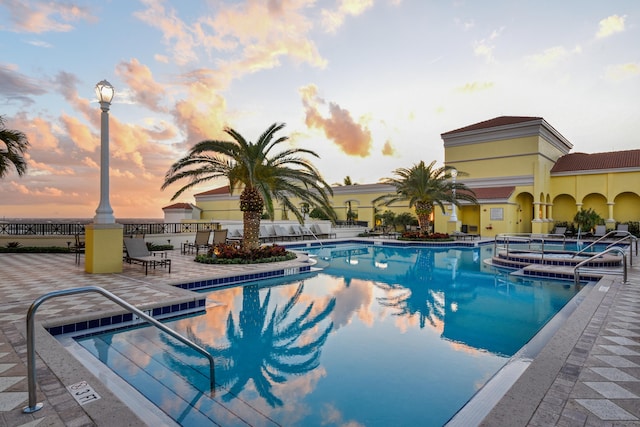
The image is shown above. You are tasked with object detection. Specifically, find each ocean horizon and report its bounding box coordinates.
[0,217,164,224]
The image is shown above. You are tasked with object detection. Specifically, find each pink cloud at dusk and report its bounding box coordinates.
[299,84,373,157]
[0,0,96,33]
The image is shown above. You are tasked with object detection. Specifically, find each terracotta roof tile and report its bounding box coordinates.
[551,149,640,172]
[442,116,543,136]
[162,202,193,210]
[462,186,515,200]
[194,185,231,196]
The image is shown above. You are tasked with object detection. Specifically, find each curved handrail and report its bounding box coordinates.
[573,247,627,286]
[494,233,567,260]
[573,230,637,266]
[23,286,215,413]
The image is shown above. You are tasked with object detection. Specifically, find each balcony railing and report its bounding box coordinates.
[0,222,221,236]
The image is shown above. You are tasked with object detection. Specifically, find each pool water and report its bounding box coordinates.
[76,244,580,426]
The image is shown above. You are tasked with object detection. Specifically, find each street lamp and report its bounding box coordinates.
[94,80,115,224]
[450,168,458,222]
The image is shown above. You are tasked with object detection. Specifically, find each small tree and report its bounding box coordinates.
[395,212,416,231]
[380,210,397,230]
[573,208,602,234]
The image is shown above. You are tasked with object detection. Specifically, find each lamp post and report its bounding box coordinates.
[94,80,115,224]
[450,168,458,222]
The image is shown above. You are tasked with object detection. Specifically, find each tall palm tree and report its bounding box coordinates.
[373,160,477,233]
[0,115,30,178]
[162,123,336,249]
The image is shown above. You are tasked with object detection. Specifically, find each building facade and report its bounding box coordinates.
[165,116,640,237]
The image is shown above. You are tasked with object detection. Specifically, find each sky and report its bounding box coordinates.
[0,0,639,219]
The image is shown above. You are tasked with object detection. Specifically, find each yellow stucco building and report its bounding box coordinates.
[168,116,640,237]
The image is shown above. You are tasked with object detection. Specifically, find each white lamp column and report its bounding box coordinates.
[450,168,458,222]
[94,80,115,224]
[447,168,461,234]
[85,79,123,273]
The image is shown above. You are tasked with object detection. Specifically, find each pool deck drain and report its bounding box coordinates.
[0,242,638,426]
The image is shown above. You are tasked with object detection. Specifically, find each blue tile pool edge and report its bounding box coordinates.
[46,264,313,337]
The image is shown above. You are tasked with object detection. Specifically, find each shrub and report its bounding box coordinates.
[399,231,452,241]
[0,246,70,253]
[195,243,297,264]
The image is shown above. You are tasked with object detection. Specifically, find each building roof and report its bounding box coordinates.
[162,202,193,210]
[551,150,640,173]
[464,186,515,201]
[441,116,543,136]
[194,186,231,197]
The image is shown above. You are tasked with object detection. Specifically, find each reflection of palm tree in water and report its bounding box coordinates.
[377,249,446,328]
[171,282,336,407]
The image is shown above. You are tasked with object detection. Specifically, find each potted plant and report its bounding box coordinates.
[573,208,602,235]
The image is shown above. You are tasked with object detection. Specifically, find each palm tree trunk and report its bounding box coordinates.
[243,211,262,250]
[415,202,432,234]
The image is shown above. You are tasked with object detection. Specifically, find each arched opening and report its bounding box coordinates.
[515,192,534,233]
[552,194,577,223]
[614,192,640,223]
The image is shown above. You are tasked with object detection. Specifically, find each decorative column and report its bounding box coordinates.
[447,168,461,234]
[85,79,124,273]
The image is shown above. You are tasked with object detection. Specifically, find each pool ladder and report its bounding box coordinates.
[23,285,215,414]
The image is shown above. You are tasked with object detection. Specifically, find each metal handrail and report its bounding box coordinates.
[23,286,215,413]
[494,233,567,261]
[301,224,323,247]
[573,230,637,266]
[573,247,627,286]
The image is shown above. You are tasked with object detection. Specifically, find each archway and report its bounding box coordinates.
[515,192,534,233]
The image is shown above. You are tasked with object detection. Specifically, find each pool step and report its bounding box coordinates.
[79,329,280,426]
[512,264,622,282]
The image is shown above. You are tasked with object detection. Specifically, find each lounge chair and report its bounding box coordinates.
[552,226,567,236]
[123,237,171,275]
[182,230,211,255]
[593,225,607,238]
[212,229,228,245]
[615,224,629,237]
[273,225,294,241]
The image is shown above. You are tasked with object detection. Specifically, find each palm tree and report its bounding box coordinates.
[373,160,477,233]
[0,115,30,178]
[162,123,336,249]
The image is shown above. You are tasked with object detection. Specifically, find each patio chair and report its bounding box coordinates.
[212,229,228,246]
[552,226,566,235]
[123,237,171,275]
[72,233,85,265]
[593,225,607,238]
[615,223,629,237]
[182,230,211,255]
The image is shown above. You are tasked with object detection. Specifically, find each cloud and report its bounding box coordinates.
[0,0,96,33]
[596,15,626,39]
[605,62,640,81]
[26,39,53,48]
[473,27,503,63]
[456,81,494,93]
[321,0,374,33]
[0,64,47,105]
[381,139,395,156]
[10,112,60,151]
[525,46,570,67]
[116,59,167,112]
[61,114,98,152]
[133,0,198,66]
[299,84,372,157]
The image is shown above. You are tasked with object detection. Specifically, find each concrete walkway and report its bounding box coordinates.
[0,244,638,426]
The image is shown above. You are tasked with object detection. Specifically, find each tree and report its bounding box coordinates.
[162,123,336,249]
[0,115,30,178]
[373,161,477,233]
[573,208,602,234]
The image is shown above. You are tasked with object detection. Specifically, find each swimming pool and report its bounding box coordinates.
[75,244,581,426]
